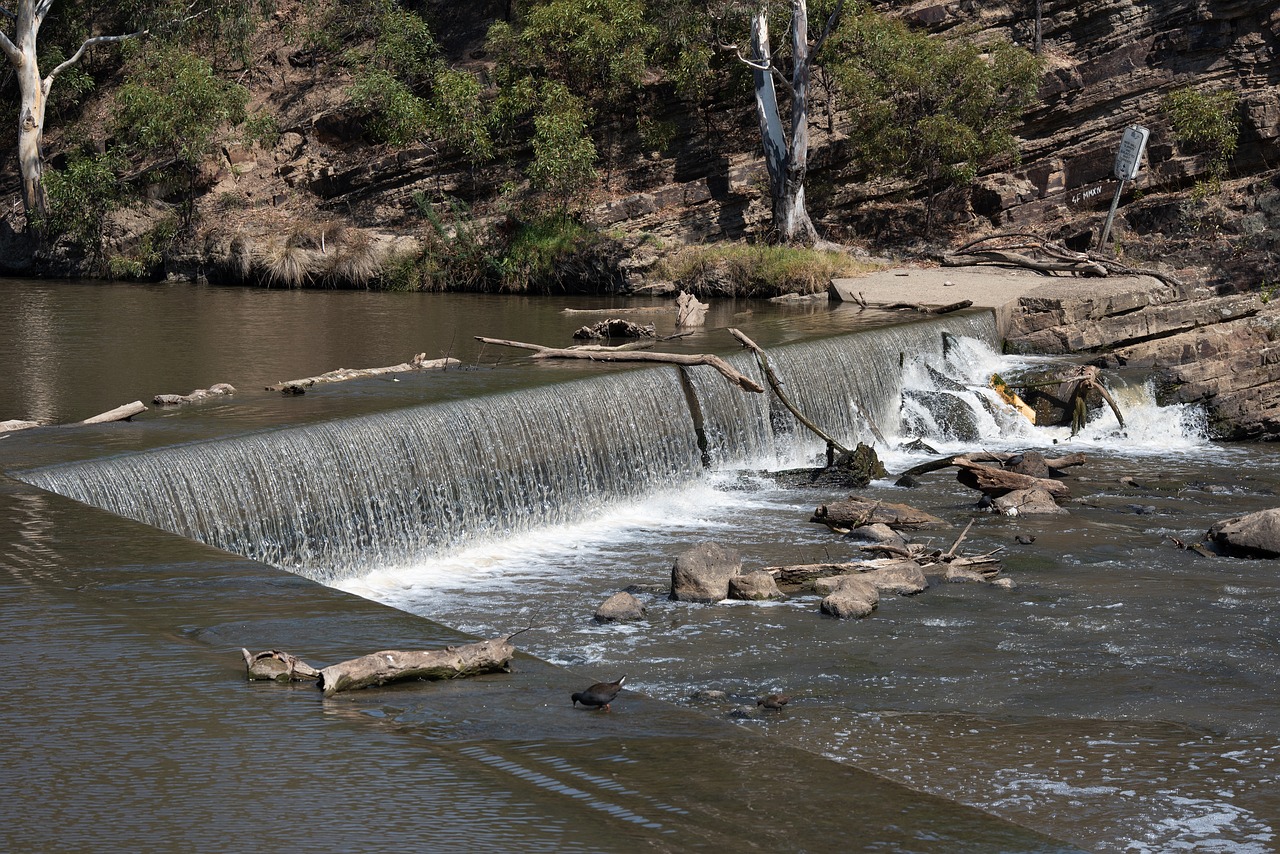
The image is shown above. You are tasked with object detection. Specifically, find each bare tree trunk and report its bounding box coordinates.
[0,0,147,233]
[748,0,840,245]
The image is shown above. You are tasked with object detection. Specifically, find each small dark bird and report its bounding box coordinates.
[756,693,790,711]
[1015,534,1036,545]
[571,676,626,711]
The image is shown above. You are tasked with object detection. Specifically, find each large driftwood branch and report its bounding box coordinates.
[944,233,1182,286]
[268,354,460,393]
[242,636,519,695]
[894,451,1086,485]
[953,457,1071,501]
[154,383,236,406]
[317,636,517,696]
[728,327,854,452]
[883,299,974,314]
[476,336,764,393]
[81,401,146,424]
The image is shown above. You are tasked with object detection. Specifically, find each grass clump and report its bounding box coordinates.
[655,244,883,298]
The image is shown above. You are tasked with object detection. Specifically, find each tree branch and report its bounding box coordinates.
[812,0,846,56]
[0,7,16,21]
[46,29,146,84]
[0,31,20,69]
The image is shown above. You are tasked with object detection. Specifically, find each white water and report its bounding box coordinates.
[338,337,1280,854]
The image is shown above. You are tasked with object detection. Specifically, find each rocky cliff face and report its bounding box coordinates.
[6,0,1276,287]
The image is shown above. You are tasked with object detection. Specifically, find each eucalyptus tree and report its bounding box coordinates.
[742,0,845,244]
[0,0,149,226]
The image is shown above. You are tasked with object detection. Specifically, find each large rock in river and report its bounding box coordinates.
[671,542,742,602]
[1206,508,1280,558]
[820,577,880,619]
[594,591,646,623]
[728,570,785,601]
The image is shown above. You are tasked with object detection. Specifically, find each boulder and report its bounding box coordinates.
[1206,508,1280,558]
[594,591,646,623]
[819,578,880,619]
[848,523,908,549]
[862,562,929,595]
[728,570,785,601]
[671,542,742,603]
[944,566,988,583]
[994,488,1069,516]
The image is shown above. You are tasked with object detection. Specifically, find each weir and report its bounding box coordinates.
[17,312,998,580]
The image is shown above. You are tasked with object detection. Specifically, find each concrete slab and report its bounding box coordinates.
[831,265,1166,337]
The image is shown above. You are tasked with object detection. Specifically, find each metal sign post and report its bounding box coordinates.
[1098,125,1150,248]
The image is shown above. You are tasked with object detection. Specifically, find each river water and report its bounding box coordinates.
[2,277,1277,852]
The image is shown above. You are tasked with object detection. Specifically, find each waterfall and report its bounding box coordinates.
[18,313,999,580]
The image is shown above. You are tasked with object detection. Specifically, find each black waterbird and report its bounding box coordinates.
[571,676,626,711]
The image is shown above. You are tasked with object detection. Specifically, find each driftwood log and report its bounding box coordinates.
[241,648,322,682]
[883,299,974,314]
[894,450,1085,486]
[242,636,519,696]
[475,335,764,393]
[812,497,949,531]
[268,353,461,393]
[941,232,1183,287]
[954,457,1071,501]
[316,636,517,696]
[154,383,236,407]
[81,401,147,424]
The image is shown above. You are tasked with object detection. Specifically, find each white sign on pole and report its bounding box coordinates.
[1114,125,1150,181]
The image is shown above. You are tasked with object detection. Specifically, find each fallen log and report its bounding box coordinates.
[316,635,517,696]
[154,382,236,407]
[883,299,974,314]
[1,419,40,433]
[81,401,147,424]
[241,648,322,682]
[475,336,764,393]
[954,457,1071,501]
[812,497,949,531]
[764,558,917,586]
[894,450,1086,486]
[268,353,461,393]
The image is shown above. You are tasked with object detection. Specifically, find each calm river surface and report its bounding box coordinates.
[2,277,1278,852]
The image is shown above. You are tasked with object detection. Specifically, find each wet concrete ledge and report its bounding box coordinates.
[0,474,1079,852]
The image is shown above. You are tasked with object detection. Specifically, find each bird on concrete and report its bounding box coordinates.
[756,693,790,711]
[571,675,626,711]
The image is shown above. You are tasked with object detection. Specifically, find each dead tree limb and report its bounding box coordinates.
[268,354,461,394]
[944,232,1182,286]
[954,457,1071,501]
[81,401,146,424]
[883,299,974,314]
[316,635,517,696]
[476,336,764,393]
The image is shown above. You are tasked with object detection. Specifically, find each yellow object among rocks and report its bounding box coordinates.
[990,373,1036,424]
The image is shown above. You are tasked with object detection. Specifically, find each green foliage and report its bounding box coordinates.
[241,111,281,148]
[43,152,127,252]
[826,4,1041,226]
[106,217,178,280]
[348,69,430,145]
[426,68,493,161]
[528,83,599,210]
[112,44,249,167]
[1164,86,1239,181]
[495,215,598,291]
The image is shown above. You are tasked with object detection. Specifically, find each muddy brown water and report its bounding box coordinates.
[2,277,1277,851]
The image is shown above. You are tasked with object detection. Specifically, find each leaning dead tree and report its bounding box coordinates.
[475,336,764,393]
[242,634,520,697]
[943,232,1183,287]
[1018,365,1125,436]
